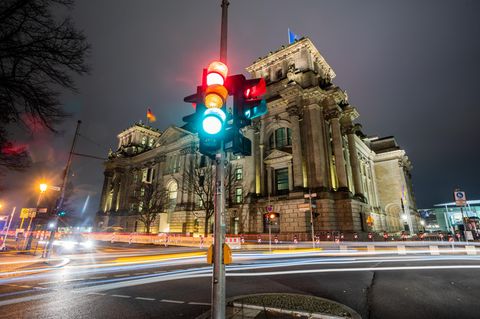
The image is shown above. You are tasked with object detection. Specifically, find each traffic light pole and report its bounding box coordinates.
[211,1,229,318]
[212,145,226,319]
[44,120,81,259]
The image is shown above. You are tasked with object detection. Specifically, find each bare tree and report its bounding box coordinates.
[130,182,169,234]
[0,0,90,171]
[181,156,238,237]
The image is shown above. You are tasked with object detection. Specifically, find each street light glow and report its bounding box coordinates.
[39,183,48,192]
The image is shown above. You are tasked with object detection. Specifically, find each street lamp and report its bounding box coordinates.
[39,183,48,193]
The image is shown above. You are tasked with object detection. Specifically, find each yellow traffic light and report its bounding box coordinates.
[205,85,228,109]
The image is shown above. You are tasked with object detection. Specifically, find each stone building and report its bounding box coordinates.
[97,37,420,236]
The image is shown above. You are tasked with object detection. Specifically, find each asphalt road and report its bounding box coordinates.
[1,245,480,319]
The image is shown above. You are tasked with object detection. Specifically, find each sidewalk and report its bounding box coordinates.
[0,252,67,278]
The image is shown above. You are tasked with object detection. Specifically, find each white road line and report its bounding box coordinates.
[135,297,155,301]
[38,281,59,285]
[161,299,184,304]
[113,274,129,278]
[33,287,48,290]
[111,294,131,298]
[64,278,84,282]
[90,276,107,280]
[134,272,149,275]
[188,301,210,306]
[87,292,106,296]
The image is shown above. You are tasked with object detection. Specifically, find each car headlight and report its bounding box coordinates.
[82,241,94,249]
[62,241,76,250]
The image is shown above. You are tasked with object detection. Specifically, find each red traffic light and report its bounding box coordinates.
[244,78,266,99]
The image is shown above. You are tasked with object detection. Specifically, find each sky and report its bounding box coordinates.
[2,0,480,219]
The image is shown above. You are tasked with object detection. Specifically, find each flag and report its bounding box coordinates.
[146,108,156,122]
[288,28,299,44]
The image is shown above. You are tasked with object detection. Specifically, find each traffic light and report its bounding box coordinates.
[183,62,268,157]
[57,211,67,217]
[225,74,267,129]
[183,61,230,158]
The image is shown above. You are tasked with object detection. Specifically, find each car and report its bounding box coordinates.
[53,233,95,254]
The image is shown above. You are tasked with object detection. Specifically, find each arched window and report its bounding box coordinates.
[166,180,178,209]
[268,127,292,150]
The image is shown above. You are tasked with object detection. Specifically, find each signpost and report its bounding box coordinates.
[454,189,468,243]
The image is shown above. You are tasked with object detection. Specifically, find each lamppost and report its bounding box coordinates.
[23,183,47,250]
[268,213,275,252]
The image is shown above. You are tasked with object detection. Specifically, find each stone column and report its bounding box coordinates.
[327,110,348,190]
[245,126,257,194]
[111,170,121,212]
[259,120,266,196]
[267,166,272,196]
[287,162,293,191]
[303,104,328,189]
[259,145,265,195]
[346,126,364,196]
[100,170,113,212]
[287,107,304,189]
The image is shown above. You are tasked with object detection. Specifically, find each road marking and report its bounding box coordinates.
[90,276,107,279]
[39,281,59,285]
[64,278,84,282]
[87,292,106,296]
[34,287,48,290]
[188,301,210,306]
[134,272,149,275]
[135,297,155,301]
[161,299,184,304]
[113,274,129,278]
[111,294,131,298]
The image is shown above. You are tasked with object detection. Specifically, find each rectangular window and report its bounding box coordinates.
[142,168,153,183]
[138,201,143,212]
[275,168,289,193]
[235,187,243,204]
[140,187,145,197]
[235,167,243,181]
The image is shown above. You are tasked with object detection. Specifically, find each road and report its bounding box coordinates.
[1,243,480,319]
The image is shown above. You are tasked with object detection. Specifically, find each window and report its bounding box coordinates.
[142,168,154,183]
[141,136,147,145]
[235,188,243,204]
[148,138,155,148]
[276,69,283,80]
[166,180,178,209]
[140,187,145,197]
[275,168,289,193]
[138,201,144,212]
[268,127,292,150]
[235,167,243,181]
[165,155,181,174]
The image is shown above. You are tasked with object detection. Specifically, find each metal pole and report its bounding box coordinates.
[220,0,229,64]
[309,190,315,248]
[45,120,82,259]
[269,219,272,252]
[211,1,229,317]
[1,207,16,250]
[212,145,226,319]
[460,206,468,243]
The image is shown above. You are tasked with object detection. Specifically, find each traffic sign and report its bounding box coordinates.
[0,216,8,221]
[304,193,317,199]
[454,191,466,207]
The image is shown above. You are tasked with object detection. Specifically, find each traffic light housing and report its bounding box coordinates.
[183,62,268,158]
[225,74,267,129]
[183,61,230,158]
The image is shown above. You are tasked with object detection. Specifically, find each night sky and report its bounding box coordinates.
[2,0,480,219]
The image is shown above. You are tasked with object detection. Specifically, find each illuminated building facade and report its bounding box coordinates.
[97,38,420,235]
